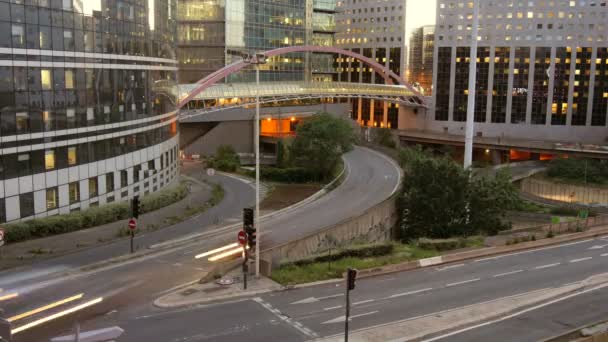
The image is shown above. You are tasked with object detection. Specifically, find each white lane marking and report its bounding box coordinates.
[420,279,608,342]
[473,239,594,263]
[253,297,318,338]
[322,311,380,325]
[389,288,433,298]
[588,244,608,250]
[353,299,375,305]
[446,278,480,287]
[493,270,524,278]
[570,257,593,263]
[323,306,342,311]
[290,293,344,305]
[436,264,465,271]
[601,253,608,257]
[534,262,561,270]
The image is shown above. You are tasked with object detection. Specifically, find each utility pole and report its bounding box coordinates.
[464,0,480,169]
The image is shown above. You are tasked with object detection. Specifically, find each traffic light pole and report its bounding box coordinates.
[130,230,134,254]
[255,63,261,277]
[344,283,351,342]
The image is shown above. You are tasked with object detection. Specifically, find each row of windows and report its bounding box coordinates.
[0,123,176,180]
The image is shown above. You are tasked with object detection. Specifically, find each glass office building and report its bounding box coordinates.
[0,0,179,222]
[177,0,308,84]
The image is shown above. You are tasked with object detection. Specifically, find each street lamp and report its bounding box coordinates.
[248,52,266,277]
[464,0,480,169]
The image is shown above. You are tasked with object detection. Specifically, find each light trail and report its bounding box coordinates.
[8,294,84,323]
[208,246,247,262]
[195,243,239,259]
[0,293,18,302]
[12,297,103,335]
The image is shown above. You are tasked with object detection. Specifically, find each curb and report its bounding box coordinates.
[356,226,608,280]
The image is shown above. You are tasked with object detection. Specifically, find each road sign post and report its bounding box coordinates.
[128,218,136,254]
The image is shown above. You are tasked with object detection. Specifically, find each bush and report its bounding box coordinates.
[289,243,394,267]
[4,183,189,244]
[546,158,608,185]
[208,145,240,172]
[372,128,397,149]
[244,166,318,183]
[417,238,460,251]
[550,206,580,217]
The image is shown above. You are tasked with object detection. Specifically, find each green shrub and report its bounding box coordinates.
[546,158,608,185]
[550,206,580,217]
[4,183,188,244]
[208,145,240,172]
[372,128,397,149]
[289,243,394,267]
[417,238,461,251]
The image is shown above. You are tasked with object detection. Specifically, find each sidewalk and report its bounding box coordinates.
[0,162,213,271]
[155,266,284,308]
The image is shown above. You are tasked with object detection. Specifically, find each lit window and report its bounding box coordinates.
[43,111,52,131]
[41,69,52,90]
[68,147,77,166]
[46,187,58,210]
[89,177,98,198]
[45,150,55,170]
[65,70,74,89]
[69,182,79,204]
[15,112,29,134]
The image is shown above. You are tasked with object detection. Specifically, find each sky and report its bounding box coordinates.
[405,0,437,42]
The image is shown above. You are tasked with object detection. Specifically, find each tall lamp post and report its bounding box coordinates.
[246,53,266,277]
[464,0,480,169]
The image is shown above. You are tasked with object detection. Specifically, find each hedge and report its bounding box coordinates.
[417,238,462,251]
[287,243,394,267]
[4,183,189,244]
[244,166,318,183]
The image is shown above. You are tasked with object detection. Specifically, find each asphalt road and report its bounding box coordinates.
[109,236,608,342]
[3,146,401,341]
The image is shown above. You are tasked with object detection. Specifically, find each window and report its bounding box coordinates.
[106,172,115,193]
[17,153,31,177]
[46,187,58,210]
[20,192,34,218]
[133,165,141,183]
[41,69,52,90]
[42,111,52,131]
[121,170,128,187]
[45,149,55,170]
[15,112,29,134]
[67,146,77,166]
[89,177,98,197]
[11,24,24,48]
[65,70,74,89]
[69,182,79,203]
[147,160,155,172]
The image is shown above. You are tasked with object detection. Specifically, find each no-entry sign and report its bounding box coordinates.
[128,218,137,230]
[238,230,247,246]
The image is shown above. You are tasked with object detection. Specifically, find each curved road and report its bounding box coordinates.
[4,146,401,341]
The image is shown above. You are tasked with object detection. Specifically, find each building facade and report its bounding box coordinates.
[335,0,407,129]
[311,0,338,82]
[0,0,179,222]
[428,0,608,144]
[176,0,309,84]
[408,25,435,95]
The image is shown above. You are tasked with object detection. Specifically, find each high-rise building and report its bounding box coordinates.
[176,0,308,84]
[0,0,179,222]
[408,25,435,95]
[335,0,407,129]
[311,0,338,82]
[428,1,608,144]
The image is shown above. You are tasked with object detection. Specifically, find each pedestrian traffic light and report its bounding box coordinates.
[243,208,256,248]
[347,268,357,290]
[132,196,140,219]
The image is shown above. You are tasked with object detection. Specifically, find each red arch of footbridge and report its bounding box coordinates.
[176,45,427,109]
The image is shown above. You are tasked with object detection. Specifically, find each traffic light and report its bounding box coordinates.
[243,208,256,248]
[347,268,357,290]
[132,196,140,219]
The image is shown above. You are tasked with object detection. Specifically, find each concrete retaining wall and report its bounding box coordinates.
[260,195,398,275]
[522,178,608,206]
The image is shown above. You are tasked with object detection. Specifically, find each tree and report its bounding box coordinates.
[209,145,240,172]
[398,148,516,240]
[289,113,354,181]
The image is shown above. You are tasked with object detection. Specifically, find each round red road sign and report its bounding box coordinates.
[128,218,137,230]
[237,230,247,246]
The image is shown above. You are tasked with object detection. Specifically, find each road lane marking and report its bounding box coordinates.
[420,278,608,342]
[353,299,375,305]
[588,244,608,250]
[436,264,465,271]
[253,297,318,339]
[446,279,480,287]
[493,270,524,278]
[389,288,433,298]
[290,293,344,305]
[474,239,594,263]
[570,257,593,263]
[324,306,342,311]
[322,311,379,324]
[601,253,608,257]
[534,262,560,270]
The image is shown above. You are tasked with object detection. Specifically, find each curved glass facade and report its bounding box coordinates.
[0,0,179,222]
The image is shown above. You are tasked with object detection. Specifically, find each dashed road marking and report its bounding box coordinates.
[493,270,524,278]
[253,297,318,339]
[534,262,560,270]
[389,288,433,298]
[446,278,480,287]
[324,306,342,311]
[436,264,465,271]
[473,239,594,263]
[570,257,593,263]
[353,299,375,305]
[601,253,608,257]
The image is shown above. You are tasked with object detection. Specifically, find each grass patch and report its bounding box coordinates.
[271,242,439,285]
